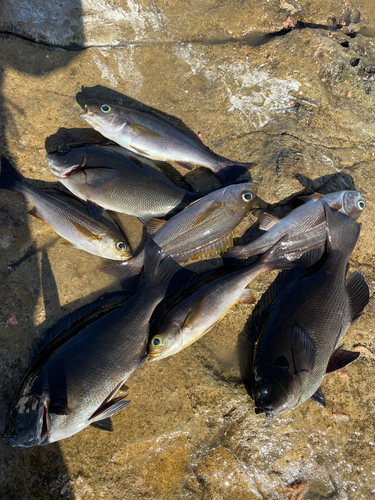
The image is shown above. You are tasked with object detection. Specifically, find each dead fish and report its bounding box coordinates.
[247,205,369,418]
[0,156,131,261]
[3,240,178,446]
[46,143,203,222]
[102,182,258,284]
[80,104,256,184]
[148,237,296,361]
[224,191,366,263]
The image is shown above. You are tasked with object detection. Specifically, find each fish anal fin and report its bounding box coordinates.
[345,271,369,325]
[28,207,45,221]
[311,386,326,407]
[90,417,113,432]
[258,213,280,231]
[181,232,234,262]
[89,395,130,423]
[146,218,167,235]
[183,298,206,330]
[129,124,163,139]
[87,200,104,221]
[326,348,360,373]
[238,288,255,305]
[291,322,316,374]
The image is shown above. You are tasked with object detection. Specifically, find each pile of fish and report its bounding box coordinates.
[1,102,369,447]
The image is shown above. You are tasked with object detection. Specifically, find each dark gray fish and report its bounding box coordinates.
[3,240,177,446]
[0,156,131,260]
[80,104,256,184]
[224,191,366,263]
[247,205,369,418]
[46,144,203,222]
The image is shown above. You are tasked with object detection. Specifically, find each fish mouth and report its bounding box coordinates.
[255,406,274,419]
[80,104,95,119]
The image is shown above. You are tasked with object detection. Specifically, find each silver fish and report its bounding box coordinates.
[0,156,131,260]
[247,205,369,418]
[80,104,256,184]
[224,191,366,262]
[3,240,177,446]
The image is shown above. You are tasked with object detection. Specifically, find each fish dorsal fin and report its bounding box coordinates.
[90,417,114,432]
[326,348,360,373]
[129,124,163,139]
[258,213,280,231]
[291,322,316,374]
[86,199,104,221]
[28,206,45,221]
[311,387,326,407]
[345,271,369,325]
[89,395,130,423]
[69,219,99,240]
[146,218,167,235]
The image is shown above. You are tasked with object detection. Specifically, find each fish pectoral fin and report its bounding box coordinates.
[291,322,316,374]
[310,193,325,200]
[169,160,197,171]
[192,201,224,227]
[84,167,117,189]
[258,213,280,231]
[129,124,163,139]
[87,200,104,221]
[69,219,99,240]
[311,386,326,407]
[28,207,45,221]
[326,348,360,373]
[146,217,167,235]
[182,298,206,330]
[89,395,131,423]
[49,400,71,415]
[61,239,82,250]
[90,417,114,432]
[238,289,256,305]
[345,270,370,325]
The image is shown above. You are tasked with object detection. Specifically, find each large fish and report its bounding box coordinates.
[246,205,369,418]
[102,182,258,283]
[0,156,131,261]
[80,104,256,185]
[3,240,177,446]
[223,191,366,263]
[46,143,203,222]
[148,238,295,361]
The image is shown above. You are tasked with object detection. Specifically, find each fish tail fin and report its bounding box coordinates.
[100,252,145,293]
[215,160,257,185]
[143,239,181,293]
[324,204,360,255]
[221,244,249,265]
[0,156,26,193]
[257,236,299,271]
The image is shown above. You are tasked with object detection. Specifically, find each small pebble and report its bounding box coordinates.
[332,410,350,422]
[6,315,18,325]
[338,370,348,378]
[354,345,375,359]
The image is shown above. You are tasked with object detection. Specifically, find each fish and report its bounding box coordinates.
[102,182,258,285]
[3,240,178,446]
[80,104,256,185]
[46,143,203,223]
[148,237,296,361]
[0,156,131,261]
[223,191,366,263]
[246,205,369,418]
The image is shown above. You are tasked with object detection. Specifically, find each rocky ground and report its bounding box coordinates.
[0,1,375,499]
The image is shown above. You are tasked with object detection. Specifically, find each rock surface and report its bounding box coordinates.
[0,3,375,500]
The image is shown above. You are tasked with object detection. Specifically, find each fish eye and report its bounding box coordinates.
[10,408,18,420]
[116,242,127,252]
[241,192,253,202]
[260,381,269,395]
[100,104,112,114]
[151,336,164,348]
[357,200,365,210]
[59,146,71,153]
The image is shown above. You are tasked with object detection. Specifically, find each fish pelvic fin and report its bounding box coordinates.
[0,156,26,193]
[311,387,326,407]
[89,395,130,424]
[326,348,360,373]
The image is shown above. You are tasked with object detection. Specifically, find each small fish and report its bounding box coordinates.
[80,104,256,184]
[224,191,366,263]
[0,156,131,261]
[102,182,258,284]
[148,237,295,361]
[46,143,203,222]
[247,205,369,418]
[3,240,178,446]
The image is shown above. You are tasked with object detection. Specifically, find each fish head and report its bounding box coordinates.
[340,190,367,220]
[3,394,49,447]
[148,322,184,361]
[80,104,127,135]
[46,146,87,178]
[253,358,300,418]
[221,182,258,216]
[99,234,132,261]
